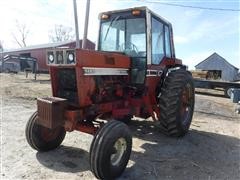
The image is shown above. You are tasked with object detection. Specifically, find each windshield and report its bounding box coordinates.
[99,18,146,57]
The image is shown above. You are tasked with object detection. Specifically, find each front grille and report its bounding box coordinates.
[57,68,78,105]
[37,97,67,129]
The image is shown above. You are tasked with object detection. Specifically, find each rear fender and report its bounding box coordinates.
[155,65,187,98]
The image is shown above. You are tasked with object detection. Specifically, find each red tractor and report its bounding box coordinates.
[26,7,194,179]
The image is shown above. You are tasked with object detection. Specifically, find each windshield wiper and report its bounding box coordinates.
[104,15,121,41]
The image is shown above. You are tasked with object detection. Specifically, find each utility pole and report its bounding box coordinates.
[0,41,3,62]
[73,0,80,49]
[82,0,90,49]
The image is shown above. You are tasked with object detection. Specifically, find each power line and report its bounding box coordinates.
[140,0,240,11]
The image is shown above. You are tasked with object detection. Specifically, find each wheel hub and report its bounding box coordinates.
[227,88,233,97]
[110,137,127,166]
[181,84,193,125]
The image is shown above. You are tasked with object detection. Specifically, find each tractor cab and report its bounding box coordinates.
[98,7,176,84]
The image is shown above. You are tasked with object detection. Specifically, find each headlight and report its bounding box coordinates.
[49,55,54,62]
[47,49,75,65]
[68,54,74,61]
[67,50,75,64]
[47,52,54,64]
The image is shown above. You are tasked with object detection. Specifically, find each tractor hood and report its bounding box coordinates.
[76,49,130,71]
[47,48,131,75]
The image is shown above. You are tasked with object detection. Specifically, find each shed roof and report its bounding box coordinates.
[1,39,97,53]
[2,40,76,53]
[195,52,238,70]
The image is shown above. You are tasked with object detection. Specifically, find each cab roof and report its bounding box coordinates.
[99,6,172,27]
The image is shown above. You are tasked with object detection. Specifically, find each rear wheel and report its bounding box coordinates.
[25,111,66,151]
[158,69,195,137]
[224,87,233,98]
[90,120,132,179]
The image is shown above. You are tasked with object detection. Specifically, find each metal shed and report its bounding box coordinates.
[2,55,37,72]
[195,52,239,82]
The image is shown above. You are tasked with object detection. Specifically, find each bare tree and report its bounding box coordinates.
[12,20,30,47]
[0,40,3,62]
[0,40,3,52]
[49,25,74,42]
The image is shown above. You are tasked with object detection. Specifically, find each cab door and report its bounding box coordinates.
[145,14,173,100]
[151,16,172,66]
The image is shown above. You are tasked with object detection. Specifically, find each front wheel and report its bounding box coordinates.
[25,111,66,152]
[158,69,195,137]
[116,114,133,124]
[90,120,132,179]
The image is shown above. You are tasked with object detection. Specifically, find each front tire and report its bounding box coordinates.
[25,111,66,151]
[158,69,195,137]
[90,120,132,179]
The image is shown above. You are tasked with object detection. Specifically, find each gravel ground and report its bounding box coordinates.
[0,73,240,180]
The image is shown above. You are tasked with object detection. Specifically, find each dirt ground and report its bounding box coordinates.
[0,73,240,180]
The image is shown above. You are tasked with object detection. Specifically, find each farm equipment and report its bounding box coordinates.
[191,70,240,98]
[25,7,195,179]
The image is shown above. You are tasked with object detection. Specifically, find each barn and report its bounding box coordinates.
[1,39,95,72]
[195,52,239,82]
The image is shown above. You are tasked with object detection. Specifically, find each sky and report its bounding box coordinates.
[0,0,239,69]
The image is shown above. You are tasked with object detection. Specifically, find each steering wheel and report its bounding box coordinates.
[120,42,139,55]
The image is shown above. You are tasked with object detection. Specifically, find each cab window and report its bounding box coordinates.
[164,26,171,58]
[151,17,164,64]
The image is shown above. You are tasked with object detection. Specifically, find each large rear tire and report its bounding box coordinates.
[25,111,66,152]
[158,69,195,137]
[90,120,132,179]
